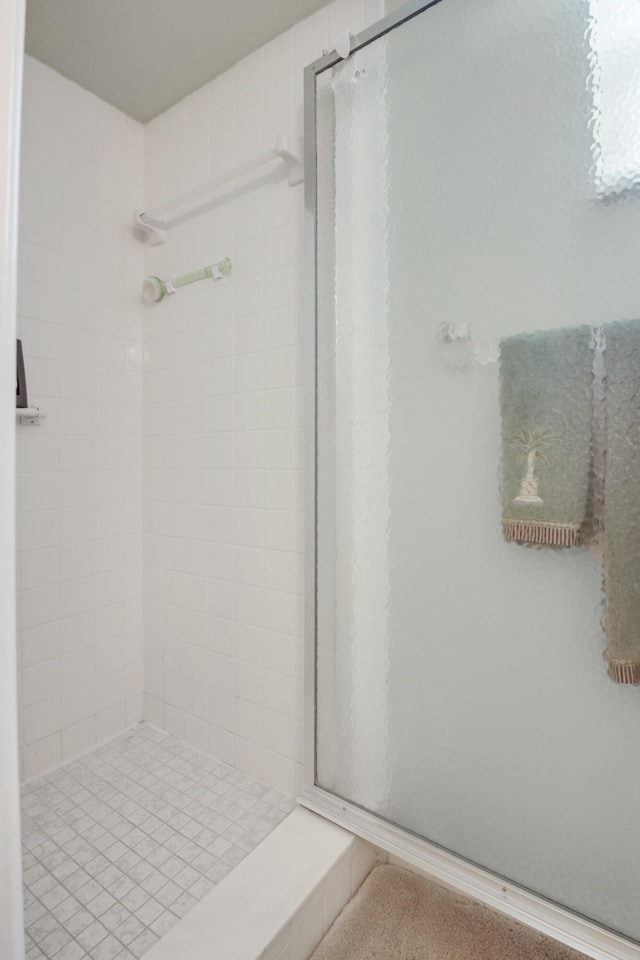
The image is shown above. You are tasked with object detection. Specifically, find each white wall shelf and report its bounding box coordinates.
[16,406,45,424]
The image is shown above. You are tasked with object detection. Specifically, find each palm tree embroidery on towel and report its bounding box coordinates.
[509,427,556,505]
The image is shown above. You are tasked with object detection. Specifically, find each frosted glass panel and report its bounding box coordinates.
[314,0,640,942]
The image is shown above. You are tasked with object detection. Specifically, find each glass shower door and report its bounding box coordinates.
[312,0,640,942]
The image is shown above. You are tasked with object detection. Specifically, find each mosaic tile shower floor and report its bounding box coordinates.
[21,723,295,960]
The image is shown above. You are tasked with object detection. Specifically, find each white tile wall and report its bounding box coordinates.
[17,0,386,791]
[17,57,145,781]
[141,0,384,796]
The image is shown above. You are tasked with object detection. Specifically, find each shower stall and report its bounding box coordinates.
[8,0,357,955]
[302,0,640,955]
[3,0,640,957]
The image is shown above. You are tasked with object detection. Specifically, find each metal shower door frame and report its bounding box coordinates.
[300,3,639,958]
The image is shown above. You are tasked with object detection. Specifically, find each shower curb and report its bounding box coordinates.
[144,806,377,960]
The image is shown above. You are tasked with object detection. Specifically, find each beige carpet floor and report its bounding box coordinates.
[310,865,590,960]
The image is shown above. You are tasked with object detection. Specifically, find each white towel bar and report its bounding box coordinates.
[134,134,303,245]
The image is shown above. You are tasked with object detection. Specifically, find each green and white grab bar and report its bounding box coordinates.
[143,257,232,303]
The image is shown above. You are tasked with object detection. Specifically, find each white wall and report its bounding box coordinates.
[14,0,387,794]
[0,0,26,954]
[142,0,384,796]
[16,57,145,780]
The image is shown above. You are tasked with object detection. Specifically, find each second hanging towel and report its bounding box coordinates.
[500,319,640,684]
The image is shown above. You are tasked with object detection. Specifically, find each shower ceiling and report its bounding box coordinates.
[24,0,329,122]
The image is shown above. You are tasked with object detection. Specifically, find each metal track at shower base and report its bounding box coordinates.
[299,785,640,960]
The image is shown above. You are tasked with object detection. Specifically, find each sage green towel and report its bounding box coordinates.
[602,320,640,684]
[500,327,593,546]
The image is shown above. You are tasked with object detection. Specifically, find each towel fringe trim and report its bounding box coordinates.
[607,660,640,685]
[502,520,581,547]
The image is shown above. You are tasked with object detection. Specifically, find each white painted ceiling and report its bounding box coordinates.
[25,0,329,123]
